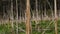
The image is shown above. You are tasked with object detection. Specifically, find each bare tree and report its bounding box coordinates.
[16,0,18,34]
[44,0,47,17]
[11,0,14,34]
[36,0,38,19]
[26,0,31,34]
[11,0,14,27]
[54,0,58,34]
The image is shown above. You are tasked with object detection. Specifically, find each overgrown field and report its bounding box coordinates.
[0,20,60,34]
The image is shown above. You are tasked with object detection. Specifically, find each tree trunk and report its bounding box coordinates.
[44,2,46,17]
[26,0,31,34]
[11,0,14,34]
[20,0,21,21]
[54,0,58,34]
[36,0,38,20]
[16,0,18,34]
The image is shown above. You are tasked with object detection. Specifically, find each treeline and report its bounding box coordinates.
[0,0,60,20]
